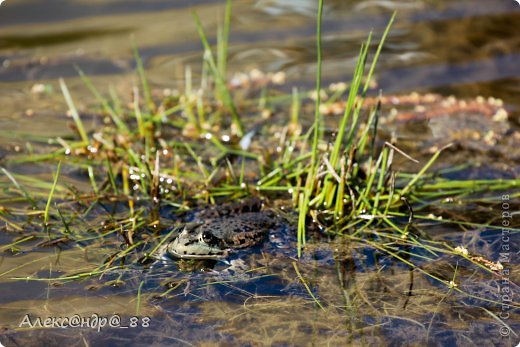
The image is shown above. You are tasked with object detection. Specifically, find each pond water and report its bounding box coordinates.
[0,0,519,346]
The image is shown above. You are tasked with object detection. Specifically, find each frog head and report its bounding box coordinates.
[166,222,229,259]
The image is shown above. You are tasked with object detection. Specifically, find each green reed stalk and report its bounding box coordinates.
[297,0,324,257]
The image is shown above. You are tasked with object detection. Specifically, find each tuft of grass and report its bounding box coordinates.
[294,11,397,255]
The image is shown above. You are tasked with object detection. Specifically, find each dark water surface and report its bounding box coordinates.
[0,0,519,346]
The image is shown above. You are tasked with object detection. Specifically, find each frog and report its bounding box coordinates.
[163,198,277,260]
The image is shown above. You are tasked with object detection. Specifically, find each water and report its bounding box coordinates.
[0,0,519,346]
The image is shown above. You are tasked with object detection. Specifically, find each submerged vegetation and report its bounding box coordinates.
[0,0,519,342]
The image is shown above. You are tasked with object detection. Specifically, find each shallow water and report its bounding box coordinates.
[0,0,519,346]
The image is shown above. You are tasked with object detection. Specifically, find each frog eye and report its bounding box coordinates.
[201,231,214,243]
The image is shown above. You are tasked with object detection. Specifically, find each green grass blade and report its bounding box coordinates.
[44,161,62,225]
[362,11,396,96]
[76,67,130,134]
[105,158,119,195]
[217,0,232,77]
[132,43,154,113]
[400,144,452,197]
[1,167,38,209]
[292,262,325,311]
[87,166,99,194]
[59,78,89,144]
[297,0,324,257]
[192,11,243,137]
[310,0,324,169]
